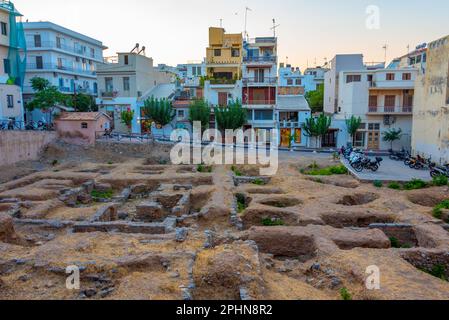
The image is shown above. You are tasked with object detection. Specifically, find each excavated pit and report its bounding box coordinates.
[337,193,380,206]
[258,196,302,208]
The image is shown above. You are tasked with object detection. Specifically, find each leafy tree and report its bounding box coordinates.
[188,98,211,132]
[143,96,175,127]
[383,128,403,150]
[26,77,66,124]
[305,85,324,113]
[302,113,332,148]
[120,109,134,132]
[214,99,247,132]
[66,93,95,112]
[345,115,362,146]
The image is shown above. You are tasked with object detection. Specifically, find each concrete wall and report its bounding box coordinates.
[0,131,57,166]
[412,35,449,164]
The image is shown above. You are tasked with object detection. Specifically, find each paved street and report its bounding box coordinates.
[341,157,432,182]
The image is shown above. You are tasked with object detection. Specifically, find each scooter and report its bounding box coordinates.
[430,163,449,178]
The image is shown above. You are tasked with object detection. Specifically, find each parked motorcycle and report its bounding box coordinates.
[389,148,410,161]
[352,156,383,172]
[430,163,449,178]
[409,155,433,170]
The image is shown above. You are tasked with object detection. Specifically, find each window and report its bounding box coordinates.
[354,132,366,148]
[402,73,411,81]
[287,79,293,85]
[7,95,14,108]
[367,74,373,82]
[81,122,88,129]
[56,37,61,49]
[3,59,10,74]
[177,110,185,118]
[105,77,113,92]
[254,110,273,121]
[218,92,228,106]
[384,95,396,107]
[34,34,41,47]
[123,77,130,91]
[369,96,378,107]
[90,48,95,58]
[254,69,265,83]
[214,49,221,57]
[386,73,395,81]
[368,123,380,131]
[1,22,7,36]
[36,56,43,69]
[231,48,240,57]
[295,79,302,85]
[346,74,361,83]
[57,57,63,69]
[124,55,129,65]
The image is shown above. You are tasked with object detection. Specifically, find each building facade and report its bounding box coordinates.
[96,49,173,133]
[204,27,243,108]
[23,21,105,102]
[0,1,25,125]
[412,35,449,164]
[324,54,417,150]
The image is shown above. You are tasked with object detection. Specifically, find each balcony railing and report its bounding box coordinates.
[26,63,97,76]
[243,99,276,105]
[278,121,300,128]
[243,77,277,85]
[243,56,277,63]
[368,106,413,113]
[26,40,103,61]
[101,91,118,98]
[209,78,237,85]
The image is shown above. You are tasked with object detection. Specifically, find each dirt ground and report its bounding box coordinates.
[0,141,448,300]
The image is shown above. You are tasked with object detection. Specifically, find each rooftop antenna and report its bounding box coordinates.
[286,56,289,65]
[271,18,280,37]
[382,44,388,64]
[406,44,410,55]
[244,7,252,41]
[219,18,223,28]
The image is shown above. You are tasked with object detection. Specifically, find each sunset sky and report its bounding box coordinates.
[13,0,449,69]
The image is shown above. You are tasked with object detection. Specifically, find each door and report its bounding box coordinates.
[280,129,291,147]
[367,131,380,150]
[218,92,228,107]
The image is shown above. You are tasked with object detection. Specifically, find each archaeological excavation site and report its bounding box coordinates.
[0,141,448,300]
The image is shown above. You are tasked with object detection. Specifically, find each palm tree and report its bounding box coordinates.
[302,113,332,148]
[383,128,403,151]
[346,116,362,146]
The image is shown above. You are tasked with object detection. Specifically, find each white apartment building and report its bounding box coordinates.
[96,49,173,133]
[23,22,106,100]
[278,64,327,95]
[324,54,417,150]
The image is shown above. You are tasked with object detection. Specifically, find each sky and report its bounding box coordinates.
[12,0,449,70]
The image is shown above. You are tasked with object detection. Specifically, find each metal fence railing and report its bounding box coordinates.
[0,120,55,131]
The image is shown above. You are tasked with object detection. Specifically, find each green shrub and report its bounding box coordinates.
[197,164,212,173]
[107,161,114,165]
[51,159,58,166]
[91,189,113,200]
[262,218,285,226]
[420,264,447,281]
[388,182,402,190]
[340,287,352,300]
[252,178,265,186]
[389,237,400,248]
[308,161,319,170]
[373,180,383,188]
[231,165,243,177]
[236,193,247,213]
[303,165,348,176]
[432,200,449,220]
[403,179,428,190]
[432,175,448,187]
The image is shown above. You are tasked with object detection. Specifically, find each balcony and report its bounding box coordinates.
[367,106,413,114]
[101,91,118,98]
[278,121,301,129]
[369,80,415,90]
[26,63,97,77]
[243,100,276,107]
[26,41,103,61]
[243,77,277,86]
[243,56,277,63]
